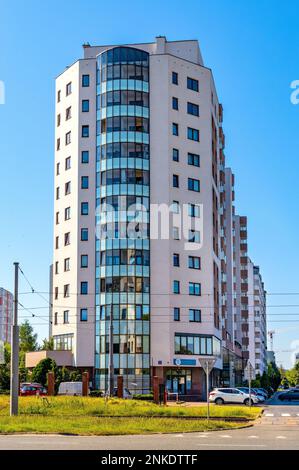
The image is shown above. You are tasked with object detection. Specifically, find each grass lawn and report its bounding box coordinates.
[0,396,261,435]
[0,396,261,419]
[0,416,249,435]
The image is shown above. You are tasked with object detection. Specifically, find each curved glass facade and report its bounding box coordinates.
[95,47,150,393]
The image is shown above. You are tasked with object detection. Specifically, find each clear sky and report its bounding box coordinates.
[0,0,299,368]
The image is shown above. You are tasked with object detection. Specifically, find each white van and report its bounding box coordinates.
[58,381,87,396]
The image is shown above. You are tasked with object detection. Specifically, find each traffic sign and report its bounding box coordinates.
[198,357,217,375]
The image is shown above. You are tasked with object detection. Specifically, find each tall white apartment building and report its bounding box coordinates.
[0,288,13,343]
[51,36,267,395]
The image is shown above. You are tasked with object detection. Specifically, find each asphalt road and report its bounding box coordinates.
[0,393,298,450]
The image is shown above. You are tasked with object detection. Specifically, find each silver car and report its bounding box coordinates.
[209,387,260,406]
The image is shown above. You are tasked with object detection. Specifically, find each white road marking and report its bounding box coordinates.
[197,435,209,438]
[281,413,290,417]
[197,443,266,448]
[297,414,299,417]
[248,435,259,439]
[265,413,274,416]
[220,435,232,438]
[175,434,184,437]
[276,436,287,439]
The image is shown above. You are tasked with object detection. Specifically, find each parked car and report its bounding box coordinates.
[113,387,132,399]
[209,388,260,406]
[20,384,47,396]
[58,381,87,396]
[252,388,268,399]
[236,387,265,402]
[278,389,299,401]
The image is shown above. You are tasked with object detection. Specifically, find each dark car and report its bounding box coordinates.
[278,389,299,401]
[20,384,47,396]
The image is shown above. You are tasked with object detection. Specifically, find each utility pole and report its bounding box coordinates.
[10,262,19,416]
[108,308,114,397]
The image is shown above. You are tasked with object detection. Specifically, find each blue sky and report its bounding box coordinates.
[0,0,298,368]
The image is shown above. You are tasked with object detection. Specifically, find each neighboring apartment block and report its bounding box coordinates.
[50,36,267,395]
[0,288,13,343]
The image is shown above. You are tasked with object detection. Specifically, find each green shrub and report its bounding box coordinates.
[132,393,153,401]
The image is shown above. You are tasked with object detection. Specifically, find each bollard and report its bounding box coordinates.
[47,371,55,396]
[82,371,89,396]
[117,375,123,399]
[153,376,159,404]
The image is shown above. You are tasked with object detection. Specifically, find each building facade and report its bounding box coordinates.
[51,36,266,395]
[0,288,13,343]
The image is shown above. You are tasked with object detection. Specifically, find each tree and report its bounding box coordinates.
[0,343,11,391]
[41,337,54,351]
[31,358,57,387]
[19,320,38,353]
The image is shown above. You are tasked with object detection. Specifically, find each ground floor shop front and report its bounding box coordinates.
[152,366,221,401]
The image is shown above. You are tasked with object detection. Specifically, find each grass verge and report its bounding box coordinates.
[0,416,250,435]
[0,396,261,420]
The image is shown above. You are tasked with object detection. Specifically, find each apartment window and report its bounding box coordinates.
[173,253,180,267]
[189,282,201,296]
[173,280,180,294]
[64,258,70,272]
[172,97,179,110]
[56,138,61,151]
[187,77,199,92]
[172,71,178,85]
[189,309,201,322]
[81,228,88,241]
[65,156,71,170]
[65,131,71,145]
[173,227,180,240]
[81,254,88,268]
[65,207,71,220]
[188,230,200,243]
[187,102,199,116]
[82,125,89,138]
[81,202,89,215]
[82,74,90,87]
[81,176,89,189]
[56,162,60,175]
[57,90,61,102]
[81,282,88,295]
[56,187,60,200]
[188,203,200,218]
[55,287,58,300]
[57,114,61,127]
[65,181,71,195]
[54,312,58,325]
[172,123,179,136]
[64,232,70,246]
[82,99,89,112]
[188,152,200,167]
[172,148,179,162]
[174,307,180,321]
[55,236,59,249]
[55,261,59,275]
[80,308,88,321]
[188,178,200,192]
[66,106,72,120]
[56,212,59,225]
[172,200,180,214]
[81,151,89,164]
[173,174,179,188]
[66,82,72,96]
[64,284,70,298]
[187,127,199,141]
[188,256,201,269]
[63,310,69,324]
